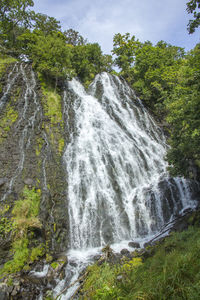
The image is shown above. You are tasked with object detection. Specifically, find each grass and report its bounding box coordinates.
[81,226,200,299]
[0,53,16,78]
[0,187,45,276]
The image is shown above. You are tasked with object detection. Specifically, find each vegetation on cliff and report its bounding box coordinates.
[0,187,44,276]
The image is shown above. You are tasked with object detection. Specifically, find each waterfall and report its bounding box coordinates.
[1,64,198,298]
[55,72,198,298]
[63,73,196,250]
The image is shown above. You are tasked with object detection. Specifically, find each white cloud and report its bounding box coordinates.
[33,0,200,53]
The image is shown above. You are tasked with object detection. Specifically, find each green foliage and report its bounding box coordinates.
[112,33,184,114]
[39,74,65,155]
[121,257,142,272]
[0,1,113,84]
[0,187,44,276]
[187,0,200,33]
[2,238,29,274]
[12,187,41,237]
[0,0,34,52]
[0,53,17,77]
[81,226,200,299]
[0,103,18,143]
[0,205,13,237]
[30,244,45,262]
[19,30,74,80]
[46,254,53,263]
[64,28,86,46]
[133,42,184,112]
[32,13,61,35]
[50,262,59,269]
[81,258,142,299]
[112,33,141,83]
[82,263,120,299]
[165,44,200,178]
[71,43,112,86]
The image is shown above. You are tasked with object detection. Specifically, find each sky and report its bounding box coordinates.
[33,0,200,54]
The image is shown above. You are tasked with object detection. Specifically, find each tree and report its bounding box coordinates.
[166,44,200,179]
[187,0,200,33]
[32,13,61,34]
[112,33,184,115]
[112,33,141,81]
[0,0,34,51]
[63,29,87,46]
[19,30,74,82]
[71,43,109,85]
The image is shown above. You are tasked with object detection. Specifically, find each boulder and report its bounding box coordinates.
[128,242,140,248]
[120,248,130,255]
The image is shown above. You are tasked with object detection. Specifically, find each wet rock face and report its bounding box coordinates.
[147,177,200,228]
[0,63,68,262]
[0,178,7,188]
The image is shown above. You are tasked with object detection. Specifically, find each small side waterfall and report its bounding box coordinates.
[56,72,198,299]
[0,63,20,111]
[0,64,42,201]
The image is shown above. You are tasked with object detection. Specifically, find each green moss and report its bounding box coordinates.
[12,187,41,229]
[38,73,65,156]
[58,138,65,154]
[0,205,12,237]
[30,244,45,262]
[39,73,63,125]
[3,238,30,274]
[35,137,44,156]
[7,277,13,286]
[0,187,45,277]
[46,254,53,263]
[50,262,59,269]
[0,104,18,143]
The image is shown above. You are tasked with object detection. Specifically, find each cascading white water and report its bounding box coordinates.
[63,73,195,250]
[55,72,197,299]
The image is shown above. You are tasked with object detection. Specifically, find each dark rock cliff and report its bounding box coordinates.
[0,62,69,269]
